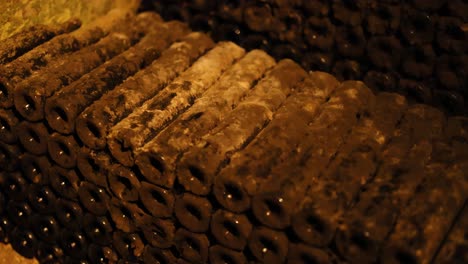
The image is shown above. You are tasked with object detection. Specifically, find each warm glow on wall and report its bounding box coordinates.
[0,0,139,40]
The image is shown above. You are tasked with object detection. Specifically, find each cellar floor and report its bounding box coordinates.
[0,243,37,264]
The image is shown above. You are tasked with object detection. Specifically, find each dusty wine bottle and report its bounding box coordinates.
[381,162,467,263]
[142,246,178,264]
[335,105,446,263]
[135,49,275,188]
[214,79,369,218]
[78,181,111,216]
[332,0,366,26]
[7,201,33,228]
[365,2,400,35]
[433,201,468,264]
[14,32,133,122]
[286,243,334,264]
[138,182,175,218]
[0,8,134,109]
[16,121,50,155]
[332,59,362,81]
[83,213,113,246]
[87,243,119,264]
[174,228,210,264]
[174,192,212,233]
[107,164,141,202]
[107,41,245,167]
[303,17,335,51]
[55,198,83,231]
[363,71,398,93]
[2,171,28,201]
[49,165,80,201]
[0,19,81,65]
[76,148,113,188]
[366,36,401,71]
[140,217,175,249]
[209,245,247,264]
[177,59,307,196]
[30,214,60,244]
[112,231,145,260]
[75,32,215,150]
[281,93,407,245]
[28,184,57,214]
[36,241,63,263]
[20,153,51,185]
[0,108,19,144]
[45,20,190,134]
[247,226,289,263]
[335,26,366,59]
[13,12,164,121]
[109,198,150,233]
[401,44,436,79]
[400,6,435,45]
[210,209,252,251]
[0,142,20,171]
[47,132,81,169]
[10,227,38,259]
[60,229,88,259]
[0,215,12,243]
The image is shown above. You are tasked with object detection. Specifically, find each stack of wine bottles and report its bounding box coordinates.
[140,0,468,115]
[1,7,468,264]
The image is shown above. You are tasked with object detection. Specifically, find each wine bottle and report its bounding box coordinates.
[30,214,61,244]
[140,217,175,249]
[55,198,83,231]
[335,105,445,263]
[247,226,289,263]
[75,32,214,150]
[209,245,247,264]
[107,41,244,167]
[177,60,306,196]
[60,229,89,260]
[109,198,150,233]
[138,182,175,218]
[20,153,51,185]
[0,108,19,144]
[303,17,335,51]
[0,19,81,65]
[210,209,252,251]
[0,215,13,243]
[142,246,177,264]
[36,241,64,263]
[400,6,435,45]
[13,13,164,122]
[11,227,38,259]
[87,243,119,264]
[28,184,57,214]
[7,201,33,227]
[0,10,129,109]
[174,228,210,264]
[76,148,112,188]
[45,20,190,134]
[174,192,212,233]
[83,213,113,246]
[49,165,80,201]
[135,49,274,188]
[78,181,111,216]
[113,231,145,260]
[0,142,21,171]
[107,164,141,202]
[48,132,80,169]
[16,120,49,155]
[3,171,28,201]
